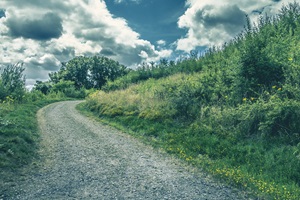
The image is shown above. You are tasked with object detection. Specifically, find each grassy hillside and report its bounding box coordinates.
[83,2,300,199]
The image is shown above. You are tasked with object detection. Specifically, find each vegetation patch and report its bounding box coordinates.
[0,99,66,179]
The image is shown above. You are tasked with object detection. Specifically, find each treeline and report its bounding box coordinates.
[83,2,300,199]
[102,55,202,91]
[34,56,128,99]
[0,56,128,103]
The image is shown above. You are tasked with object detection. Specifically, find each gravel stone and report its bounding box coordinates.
[1,101,251,199]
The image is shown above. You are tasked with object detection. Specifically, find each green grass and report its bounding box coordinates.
[0,99,67,182]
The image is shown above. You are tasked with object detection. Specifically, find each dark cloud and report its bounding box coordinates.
[7,12,63,40]
[195,5,247,35]
[100,48,117,56]
[0,9,5,18]
[24,55,61,80]
[41,58,60,71]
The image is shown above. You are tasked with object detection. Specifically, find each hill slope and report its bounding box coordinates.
[83,2,300,199]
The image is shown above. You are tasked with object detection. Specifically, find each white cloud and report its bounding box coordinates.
[176,0,296,52]
[139,50,148,59]
[157,40,166,46]
[156,49,173,60]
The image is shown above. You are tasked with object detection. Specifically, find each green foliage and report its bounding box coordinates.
[282,35,300,100]
[103,61,173,91]
[50,80,85,99]
[90,56,128,89]
[0,63,26,102]
[24,90,46,102]
[235,1,300,100]
[278,1,300,35]
[103,54,203,92]
[239,31,284,97]
[49,55,127,90]
[0,79,6,101]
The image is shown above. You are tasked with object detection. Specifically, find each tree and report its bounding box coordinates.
[159,58,169,67]
[0,63,26,102]
[90,56,127,89]
[49,56,127,90]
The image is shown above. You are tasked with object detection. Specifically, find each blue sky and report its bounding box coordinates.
[0,0,294,88]
[105,0,187,46]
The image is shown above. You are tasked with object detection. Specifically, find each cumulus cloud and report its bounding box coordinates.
[176,0,295,52]
[157,40,166,46]
[24,54,61,72]
[69,0,171,65]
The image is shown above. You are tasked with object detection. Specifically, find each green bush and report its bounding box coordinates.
[23,90,46,102]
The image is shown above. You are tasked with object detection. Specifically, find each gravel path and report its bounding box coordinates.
[2,101,250,199]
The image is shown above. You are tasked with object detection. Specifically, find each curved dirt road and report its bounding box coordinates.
[3,101,249,199]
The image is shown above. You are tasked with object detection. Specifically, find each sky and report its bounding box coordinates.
[0,0,295,89]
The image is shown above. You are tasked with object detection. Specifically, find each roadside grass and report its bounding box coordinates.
[0,97,69,183]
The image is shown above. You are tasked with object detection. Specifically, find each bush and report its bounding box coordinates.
[239,25,284,98]
[23,90,46,103]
